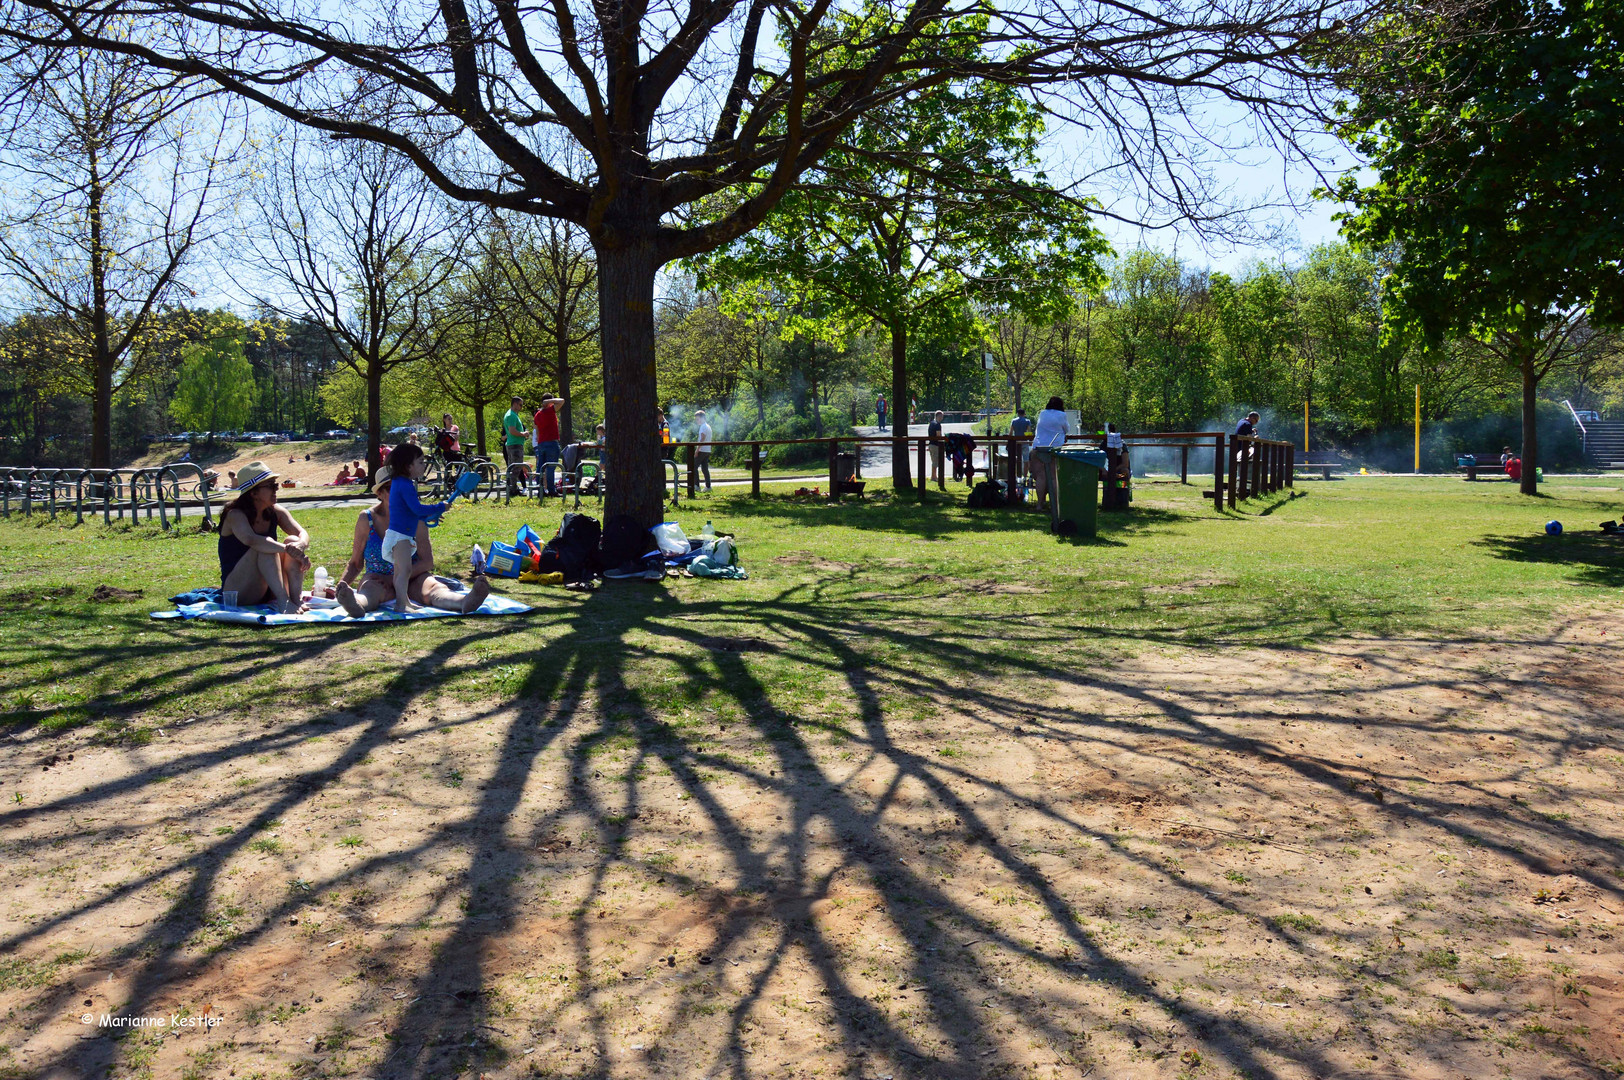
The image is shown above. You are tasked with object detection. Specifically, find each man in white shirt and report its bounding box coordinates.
[695,410,714,492]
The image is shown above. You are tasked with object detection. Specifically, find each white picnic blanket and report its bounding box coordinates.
[152,580,529,626]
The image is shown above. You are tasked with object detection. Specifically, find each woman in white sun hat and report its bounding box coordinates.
[218,461,312,613]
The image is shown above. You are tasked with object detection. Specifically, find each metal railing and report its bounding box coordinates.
[0,462,220,529]
[1562,399,1588,457]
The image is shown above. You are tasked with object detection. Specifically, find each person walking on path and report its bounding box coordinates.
[532,393,566,496]
[928,410,946,489]
[694,409,714,492]
[876,394,887,431]
[1029,396,1070,513]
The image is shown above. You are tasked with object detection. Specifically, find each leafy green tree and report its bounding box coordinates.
[697,49,1108,490]
[251,133,466,480]
[0,43,237,467]
[1103,250,1216,430]
[1332,0,1624,491]
[421,246,533,457]
[1211,264,1295,417]
[479,215,599,444]
[169,325,257,437]
[6,0,1348,522]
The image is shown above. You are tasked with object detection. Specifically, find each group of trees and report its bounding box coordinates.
[655,245,1624,470]
[0,44,607,471]
[1,0,1620,501]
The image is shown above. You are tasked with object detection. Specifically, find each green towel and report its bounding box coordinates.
[689,559,748,579]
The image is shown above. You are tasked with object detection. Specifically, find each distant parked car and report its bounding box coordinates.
[322,429,350,439]
[1575,409,1602,423]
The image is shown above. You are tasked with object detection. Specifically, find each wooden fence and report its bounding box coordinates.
[658,430,1293,509]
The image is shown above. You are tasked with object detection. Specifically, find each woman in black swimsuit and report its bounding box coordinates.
[219,462,312,613]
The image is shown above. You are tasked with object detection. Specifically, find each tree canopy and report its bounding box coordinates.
[694,54,1109,487]
[1332,0,1624,490]
[2,0,1362,521]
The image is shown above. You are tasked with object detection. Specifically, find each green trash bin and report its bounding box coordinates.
[1046,448,1103,537]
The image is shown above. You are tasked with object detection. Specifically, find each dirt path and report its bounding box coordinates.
[134,440,375,491]
[0,620,1619,1079]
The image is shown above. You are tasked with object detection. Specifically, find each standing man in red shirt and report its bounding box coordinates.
[532,393,566,497]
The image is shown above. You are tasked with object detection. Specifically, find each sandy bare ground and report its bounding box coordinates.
[135,441,376,490]
[1,618,1620,1079]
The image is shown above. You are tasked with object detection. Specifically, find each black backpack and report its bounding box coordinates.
[601,513,652,569]
[557,512,602,553]
[966,480,1005,508]
[539,513,602,582]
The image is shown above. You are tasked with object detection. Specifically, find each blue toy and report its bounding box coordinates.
[424,470,482,527]
[1545,520,1562,536]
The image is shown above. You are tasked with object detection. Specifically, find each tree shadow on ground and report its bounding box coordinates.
[1476,530,1624,587]
[0,584,1619,1079]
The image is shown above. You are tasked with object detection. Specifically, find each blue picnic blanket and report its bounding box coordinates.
[153,578,529,625]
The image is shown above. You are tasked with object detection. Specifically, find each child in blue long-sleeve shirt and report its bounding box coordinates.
[382,444,448,613]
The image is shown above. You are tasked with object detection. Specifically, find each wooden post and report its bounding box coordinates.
[1180,444,1189,485]
[1227,439,1239,507]
[1213,433,1225,511]
[1252,439,1264,497]
[1005,437,1018,500]
[828,438,839,501]
[686,444,698,498]
[751,442,762,498]
[916,438,927,501]
[1286,443,1295,489]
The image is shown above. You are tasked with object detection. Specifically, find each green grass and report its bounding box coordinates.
[0,475,1620,738]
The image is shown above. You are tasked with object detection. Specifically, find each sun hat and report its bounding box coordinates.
[374,465,393,488]
[235,461,278,490]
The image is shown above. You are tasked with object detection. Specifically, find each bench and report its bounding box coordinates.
[1294,453,1345,480]
[1454,454,1513,481]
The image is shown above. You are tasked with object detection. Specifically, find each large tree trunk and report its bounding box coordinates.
[88,172,113,469]
[596,238,665,526]
[1519,343,1539,497]
[366,362,383,485]
[889,321,913,491]
[556,325,575,444]
[91,338,113,469]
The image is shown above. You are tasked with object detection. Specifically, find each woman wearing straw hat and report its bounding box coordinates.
[219,461,312,613]
[333,466,491,617]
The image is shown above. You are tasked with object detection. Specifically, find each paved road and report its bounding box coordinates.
[852,422,983,477]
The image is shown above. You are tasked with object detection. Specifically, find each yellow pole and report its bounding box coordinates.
[1414,384,1421,473]
[1303,400,1309,452]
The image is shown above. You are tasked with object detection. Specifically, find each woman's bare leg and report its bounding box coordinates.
[414,573,490,614]
[279,550,309,613]
[390,542,420,613]
[337,578,392,616]
[255,551,301,613]
[222,551,270,605]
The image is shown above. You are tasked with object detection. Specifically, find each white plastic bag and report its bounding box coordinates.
[652,521,689,555]
[702,536,735,566]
